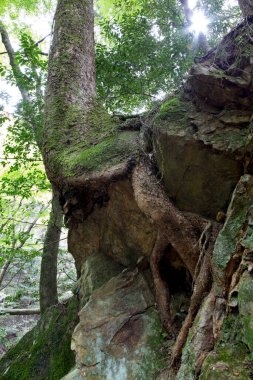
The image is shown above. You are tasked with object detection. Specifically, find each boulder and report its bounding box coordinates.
[69,269,168,380]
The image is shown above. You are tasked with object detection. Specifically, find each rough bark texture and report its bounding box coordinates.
[39,191,63,313]
[238,0,253,16]
[43,0,96,183]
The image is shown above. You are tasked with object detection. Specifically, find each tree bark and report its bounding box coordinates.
[0,22,30,103]
[39,191,63,313]
[238,0,253,16]
[43,0,96,184]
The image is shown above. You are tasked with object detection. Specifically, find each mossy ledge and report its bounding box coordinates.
[0,297,79,380]
[43,103,140,187]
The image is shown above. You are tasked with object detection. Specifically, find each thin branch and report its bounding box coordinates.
[179,0,192,25]
[58,267,76,283]
[0,51,7,55]
[0,21,30,102]
[34,33,51,46]
[1,217,46,226]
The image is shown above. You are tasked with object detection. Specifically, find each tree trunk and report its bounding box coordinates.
[40,2,253,379]
[238,0,253,16]
[43,0,96,185]
[0,21,64,314]
[39,191,63,313]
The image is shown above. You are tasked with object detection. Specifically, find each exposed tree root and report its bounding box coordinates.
[132,158,222,370]
[132,163,200,277]
[171,254,211,366]
[132,161,220,353]
[150,232,175,336]
[171,222,219,367]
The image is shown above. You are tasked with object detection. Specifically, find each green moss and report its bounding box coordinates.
[212,175,253,294]
[0,297,79,380]
[157,97,187,120]
[200,315,252,380]
[176,314,200,380]
[44,100,140,178]
[238,273,253,357]
[130,309,169,380]
[59,130,139,176]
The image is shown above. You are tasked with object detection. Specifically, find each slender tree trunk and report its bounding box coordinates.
[0,22,64,313]
[0,22,30,102]
[39,191,63,313]
[0,260,12,287]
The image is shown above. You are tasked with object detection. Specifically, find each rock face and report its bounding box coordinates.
[152,17,253,219]
[68,180,157,276]
[61,18,253,380]
[152,88,253,218]
[176,175,253,379]
[69,269,167,380]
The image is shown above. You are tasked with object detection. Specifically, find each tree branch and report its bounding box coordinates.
[0,21,30,102]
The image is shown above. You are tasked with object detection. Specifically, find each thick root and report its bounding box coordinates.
[171,253,212,366]
[150,232,175,336]
[132,162,220,358]
[132,163,200,276]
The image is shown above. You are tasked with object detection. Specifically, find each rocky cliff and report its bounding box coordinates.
[1,16,253,380]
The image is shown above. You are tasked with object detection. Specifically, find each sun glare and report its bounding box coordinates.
[189,10,209,36]
[188,0,197,9]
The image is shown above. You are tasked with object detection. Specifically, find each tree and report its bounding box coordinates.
[41,0,253,376]
[43,0,215,345]
[1,0,253,377]
[0,19,63,313]
[39,191,62,313]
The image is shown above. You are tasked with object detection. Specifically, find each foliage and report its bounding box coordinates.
[96,0,190,112]
[0,29,49,290]
[0,29,48,173]
[0,0,52,16]
[0,194,49,289]
[96,0,240,112]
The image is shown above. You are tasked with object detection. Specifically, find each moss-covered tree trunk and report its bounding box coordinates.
[43,0,96,185]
